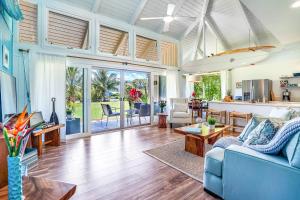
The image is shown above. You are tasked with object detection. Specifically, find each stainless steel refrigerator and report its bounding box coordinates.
[242,79,271,102]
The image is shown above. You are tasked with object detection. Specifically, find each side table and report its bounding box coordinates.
[158,113,168,128]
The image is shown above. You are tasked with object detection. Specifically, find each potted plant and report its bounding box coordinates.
[1,106,40,199]
[224,89,233,102]
[66,108,73,119]
[207,117,217,130]
[159,100,167,113]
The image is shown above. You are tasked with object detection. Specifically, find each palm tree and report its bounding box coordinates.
[92,70,119,101]
[66,68,83,102]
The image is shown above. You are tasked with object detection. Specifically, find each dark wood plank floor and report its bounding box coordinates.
[29,126,218,200]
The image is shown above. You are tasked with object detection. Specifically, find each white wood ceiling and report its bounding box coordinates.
[59,0,300,56]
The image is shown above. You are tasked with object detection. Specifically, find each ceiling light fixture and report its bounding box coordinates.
[291,0,300,8]
[167,4,175,15]
[163,16,173,23]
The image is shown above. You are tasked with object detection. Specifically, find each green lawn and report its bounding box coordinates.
[73,101,130,120]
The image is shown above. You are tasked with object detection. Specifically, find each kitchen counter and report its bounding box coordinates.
[209,101,300,108]
[209,101,300,117]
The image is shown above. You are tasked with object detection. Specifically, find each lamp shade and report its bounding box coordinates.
[188,75,202,82]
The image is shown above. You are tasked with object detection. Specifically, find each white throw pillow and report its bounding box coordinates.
[268,107,291,121]
[174,103,187,112]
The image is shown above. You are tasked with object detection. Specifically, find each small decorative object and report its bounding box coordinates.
[191,91,196,99]
[280,80,288,88]
[224,89,233,102]
[236,82,242,89]
[159,100,167,113]
[207,117,216,130]
[2,106,40,200]
[2,45,9,69]
[50,97,59,125]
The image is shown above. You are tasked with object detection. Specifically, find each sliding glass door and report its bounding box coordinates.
[65,67,84,135]
[124,71,150,128]
[90,68,121,132]
[66,66,151,134]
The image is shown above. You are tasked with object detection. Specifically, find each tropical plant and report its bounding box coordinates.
[207,117,217,125]
[132,79,149,103]
[92,70,120,101]
[66,67,83,102]
[194,74,221,101]
[2,106,41,157]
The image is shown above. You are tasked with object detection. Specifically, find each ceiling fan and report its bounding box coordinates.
[140,3,197,32]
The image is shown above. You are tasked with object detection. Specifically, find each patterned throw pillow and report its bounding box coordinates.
[238,117,259,142]
[244,119,279,145]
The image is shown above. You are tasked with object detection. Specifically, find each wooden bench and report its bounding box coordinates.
[31,124,64,157]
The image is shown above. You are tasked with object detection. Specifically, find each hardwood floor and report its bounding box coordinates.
[29,126,218,200]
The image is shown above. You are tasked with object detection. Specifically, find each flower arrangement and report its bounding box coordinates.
[159,100,167,113]
[2,106,39,157]
[128,88,142,102]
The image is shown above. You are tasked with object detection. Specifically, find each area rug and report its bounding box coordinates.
[144,139,212,182]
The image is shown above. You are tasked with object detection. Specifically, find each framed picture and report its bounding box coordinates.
[236,82,242,89]
[2,45,9,69]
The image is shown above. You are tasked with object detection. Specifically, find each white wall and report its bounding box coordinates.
[231,42,300,102]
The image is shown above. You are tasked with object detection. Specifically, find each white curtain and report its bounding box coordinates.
[220,70,232,99]
[166,70,179,110]
[30,54,66,139]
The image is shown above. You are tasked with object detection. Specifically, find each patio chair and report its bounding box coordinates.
[139,104,151,124]
[100,104,120,126]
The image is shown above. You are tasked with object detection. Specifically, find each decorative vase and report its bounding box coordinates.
[160,107,164,113]
[7,156,23,200]
[208,125,215,130]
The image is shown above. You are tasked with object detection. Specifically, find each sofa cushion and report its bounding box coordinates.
[268,107,292,121]
[244,119,279,145]
[238,117,260,142]
[173,103,187,112]
[204,147,224,177]
[282,132,300,169]
[213,136,242,149]
[172,112,190,118]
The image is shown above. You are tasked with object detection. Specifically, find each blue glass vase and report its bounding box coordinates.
[7,156,23,200]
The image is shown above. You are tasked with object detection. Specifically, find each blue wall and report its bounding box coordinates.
[0,9,14,74]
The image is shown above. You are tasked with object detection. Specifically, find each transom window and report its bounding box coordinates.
[136,35,158,62]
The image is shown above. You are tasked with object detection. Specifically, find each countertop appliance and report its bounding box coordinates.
[242,79,271,102]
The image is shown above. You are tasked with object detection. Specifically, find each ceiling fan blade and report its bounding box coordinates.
[163,21,170,32]
[174,16,197,21]
[140,17,164,20]
[167,4,176,16]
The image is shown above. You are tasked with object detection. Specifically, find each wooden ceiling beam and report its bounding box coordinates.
[91,0,103,13]
[130,0,148,25]
[192,0,210,60]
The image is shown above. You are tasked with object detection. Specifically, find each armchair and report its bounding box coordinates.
[169,98,192,128]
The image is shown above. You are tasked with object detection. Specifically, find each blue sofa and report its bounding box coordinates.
[204,142,300,200]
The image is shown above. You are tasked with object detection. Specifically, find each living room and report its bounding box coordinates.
[0,0,300,199]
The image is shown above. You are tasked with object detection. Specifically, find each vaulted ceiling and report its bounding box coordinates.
[59,0,300,60]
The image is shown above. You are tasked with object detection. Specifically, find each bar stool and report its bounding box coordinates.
[229,111,252,133]
[206,109,227,124]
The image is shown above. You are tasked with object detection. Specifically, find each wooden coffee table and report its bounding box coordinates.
[174,124,230,157]
[0,176,76,200]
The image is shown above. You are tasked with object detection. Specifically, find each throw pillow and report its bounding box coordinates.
[238,117,259,142]
[173,103,187,112]
[282,131,300,169]
[268,107,292,121]
[244,119,279,145]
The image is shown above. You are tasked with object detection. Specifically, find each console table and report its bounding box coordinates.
[0,176,76,200]
[31,124,64,156]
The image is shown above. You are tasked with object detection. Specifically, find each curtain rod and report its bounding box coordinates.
[67,55,171,70]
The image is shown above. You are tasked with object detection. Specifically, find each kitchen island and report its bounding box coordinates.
[209,101,300,117]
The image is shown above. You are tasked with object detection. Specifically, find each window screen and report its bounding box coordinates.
[136,35,158,62]
[99,25,129,56]
[19,0,38,44]
[47,11,89,50]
